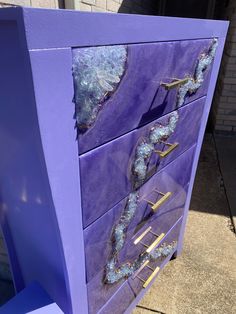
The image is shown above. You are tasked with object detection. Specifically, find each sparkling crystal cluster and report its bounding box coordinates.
[73,45,127,132]
[106,241,177,284]
[73,40,218,285]
[177,38,218,107]
[132,111,179,188]
[113,192,139,255]
[105,113,179,284]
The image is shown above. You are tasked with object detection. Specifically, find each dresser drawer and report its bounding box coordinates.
[86,217,183,314]
[129,217,182,295]
[73,38,217,154]
[85,182,189,283]
[88,280,135,314]
[87,272,132,314]
[80,98,204,227]
[84,143,195,283]
[97,281,135,314]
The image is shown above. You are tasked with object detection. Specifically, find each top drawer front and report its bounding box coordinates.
[73,38,217,154]
[80,97,204,228]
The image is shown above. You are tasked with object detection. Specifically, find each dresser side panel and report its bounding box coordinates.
[29,48,88,314]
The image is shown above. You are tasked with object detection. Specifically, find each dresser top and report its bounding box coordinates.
[0,7,229,50]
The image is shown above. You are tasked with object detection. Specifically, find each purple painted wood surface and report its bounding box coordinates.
[0,20,87,314]
[80,98,205,227]
[0,7,228,314]
[76,40,212,154]
[87,215,183,314]
[84,144,195,283]
[98,282,135,314]
[0,16,70,312]
[129,217,182,295]
[85,147,195,313]
[0,282,63,314]
[28,49,88,314]
[176,37,228,254]
[2,7,228,50]
[85,185,188,283]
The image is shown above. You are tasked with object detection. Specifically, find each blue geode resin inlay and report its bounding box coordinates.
[105,39,218,285]
[132,111,179,189]
[177,38,218,107]
[72,45,127,132]
[72,39,218,285]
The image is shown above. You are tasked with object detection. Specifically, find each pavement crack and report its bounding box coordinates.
[136,305,166,313]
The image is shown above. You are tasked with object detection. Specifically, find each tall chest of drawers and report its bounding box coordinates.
[0,7,228,314]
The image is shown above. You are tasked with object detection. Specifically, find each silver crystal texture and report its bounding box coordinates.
[73,45,127,132]
[105,242,177,284]
[132,111,179,188]
[105,112,179,284]
[112,192,139,256]
[177,38,218,107]
[105,39,217,285]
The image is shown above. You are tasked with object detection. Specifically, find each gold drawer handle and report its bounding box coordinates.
[146,233,165,253]
[155,142,179,158]
[146,191,172,212]
[134,226,160,245]
[161,77,189,90]
[134,226,152,245]
[143,265,160,288]
[134,261,160,289]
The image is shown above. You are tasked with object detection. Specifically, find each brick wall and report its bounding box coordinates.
[211,0,236,133]
[65,0,158,14]
[0,0,58,8]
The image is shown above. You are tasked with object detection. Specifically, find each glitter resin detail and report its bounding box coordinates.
[104,39,218,285]
[105,113,179,284]
[132,111,179,189]
[72,45,127,132]
[105,241,177,284]
[177,38,218,107]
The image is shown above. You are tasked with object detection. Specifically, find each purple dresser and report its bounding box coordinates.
[0,7,228,314]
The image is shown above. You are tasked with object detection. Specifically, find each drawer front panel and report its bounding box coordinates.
[87,272,130,314]
[84,144,195,283]
[86,216,183,314]
[98,282,135,314]
[85,183,188,284]
[88,281,135,314]
[73,39,216,154]
[129,217,182,295]
[80,98,204,227]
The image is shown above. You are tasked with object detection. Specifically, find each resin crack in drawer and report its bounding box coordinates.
[84,143,196,284]
[74,39,215,154]
[86,216,183,314]
[80,98,205,228]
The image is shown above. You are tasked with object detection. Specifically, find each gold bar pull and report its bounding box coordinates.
[155,142,179,158]
[147,191,172,212]
[146,233,165,253]
[143,265,160,288]
[161,77,189,90]
[132,260,150,279]
[134,226,152,245]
